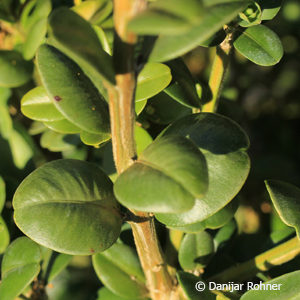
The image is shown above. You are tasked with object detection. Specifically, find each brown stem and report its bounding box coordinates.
[202,30,234,113]
[109,1,177,299]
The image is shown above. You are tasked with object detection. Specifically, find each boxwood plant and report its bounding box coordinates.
[1,0,300,299]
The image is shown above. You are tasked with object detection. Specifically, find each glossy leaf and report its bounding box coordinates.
[241,270,300,300]
[179,231,214,271]
[21,86,65,122]
[44,119,81,134]
[156,113,250,226]
[135,63,172,101]
[40,131,81,152]
[49,7,115,85]
[149,2,248,62]
[258,0,282,20]
[265,180,300,238]
[177,271,216,300]
[0,237,41,300]
[92,243,147,299]
[0,50,33,87]
[0,217,9,254]
[233,25,283,66]
[13,159,122,255]
[135,99,147,115]
[164,59,200,108]
[114,135,208,213]
[37,44,110,134]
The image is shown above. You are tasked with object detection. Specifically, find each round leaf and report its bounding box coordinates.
[114,135,208,213]
[13,159,122,255]
[0,237,41,300]
[21,86,65,122]
[233,25,283,66]
[135,63,172,101]
[0,50,33,87]
[179,231,214,271]
[37,44,110,134]
[265,180,300,238]
[92,243,147,299]
[156,113,250,226]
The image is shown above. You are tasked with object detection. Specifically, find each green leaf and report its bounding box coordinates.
[164,59,200,108]
[240,270,300,300]
[0,237,41,300]
[135,126,153,155]
[156,113,250,226]
[0,50,33,87]
[23,18,48,60]
[37,44,110,135]
[0,216,9,254]
[265,180,300,238]
[114,135,208,213]
[135,63,172,102]
[135,99,147,115]
[149,2,248,62]
[233,25,283,66]
[258,0,282,20]
[0,87,12,139]
[0,176,5,213]
[49,7,115,85]
[238,2,262,27]
[92,243,147,299]
[80,131,111,147]
[21,86,65,122]
[177,271,216,300]
[13,159,122,255]
[46,253,73,282]
[97,287,146,300]
[214,218,237,249]
[40,131,81,152]
[179,231,214,271]
[44,119,81,134]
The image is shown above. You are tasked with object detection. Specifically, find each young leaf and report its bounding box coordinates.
[0,237,41,300]
[92,243,148,299]
[37,44,110,135]
[164,59,200,108]
[179,231,214,271]
[114,135,208,213]
[241,270,300,299]
[149,2,248,62]
[49,7,115,85]
[0,51,33,87]
[265,180,300,238]
[13,159,122,255]
[233,25,283,66]
[135,63,172,102]
[21,86,65,122]
[257,0,282,20]
[156,113,250,227]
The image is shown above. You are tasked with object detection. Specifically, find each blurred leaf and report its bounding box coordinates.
[241,270,300,299]
[135,63,172,101]
[199,29,226,47]
[13,159,122,255]
[156,113,250,227]
[0,51,33,87]
[214,218,237,249]
[0,176,5,213]
[233,25,283,66]
[265,180,300,238]
[257,0,282,20]
[177,271,216,300]
[40,131,80,152]
[37,44,110,135]
[92,243,147,299]
[0,237,41,300]
[49,7,115,85]
[46,253,73,283]
[114,135,208,213]
[21,86,65,122]
[149,2,248,62]
[179,231,214,271]
[135,99,147,115]
[23,18,48,60]
[0,216,10,254]
[164,59,200,108]
[135,126,152,155]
